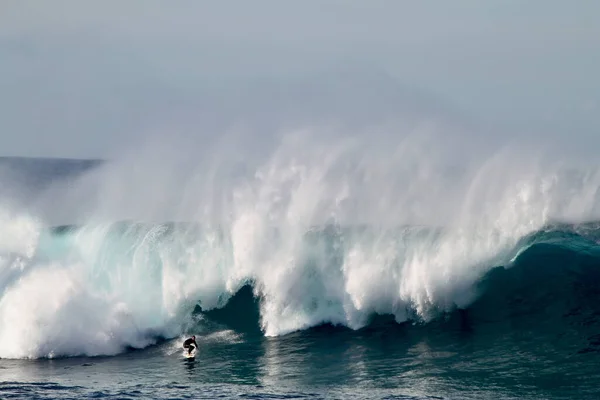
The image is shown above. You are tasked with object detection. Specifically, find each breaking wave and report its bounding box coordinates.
[2,123,600,359]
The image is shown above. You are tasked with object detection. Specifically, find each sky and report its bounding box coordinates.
[0,0,599,159]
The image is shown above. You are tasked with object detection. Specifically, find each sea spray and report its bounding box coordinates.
[1,126,600,358]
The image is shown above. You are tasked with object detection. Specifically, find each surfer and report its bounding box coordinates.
[183,335,198,355]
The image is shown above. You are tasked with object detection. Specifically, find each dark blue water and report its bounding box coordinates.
[2,157,600,399]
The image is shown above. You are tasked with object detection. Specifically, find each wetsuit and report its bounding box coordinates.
[183,337,198,354]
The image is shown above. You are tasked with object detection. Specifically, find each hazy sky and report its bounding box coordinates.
[1,1,598,158]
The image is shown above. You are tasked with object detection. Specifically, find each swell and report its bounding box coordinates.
[467,224,600,354]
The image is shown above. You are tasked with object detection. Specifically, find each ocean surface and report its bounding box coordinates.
[2,155,600,399]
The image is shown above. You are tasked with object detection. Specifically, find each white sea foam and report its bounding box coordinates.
[1,122,600,358]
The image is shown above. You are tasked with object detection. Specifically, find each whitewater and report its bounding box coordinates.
[2,125,600,366]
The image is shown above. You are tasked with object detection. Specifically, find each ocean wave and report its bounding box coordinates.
[2,216,600,359]
[1,127,600,359]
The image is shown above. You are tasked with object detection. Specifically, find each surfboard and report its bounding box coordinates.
[184,349,196,359]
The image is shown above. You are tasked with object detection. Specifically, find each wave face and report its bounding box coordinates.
[2,125,600,359]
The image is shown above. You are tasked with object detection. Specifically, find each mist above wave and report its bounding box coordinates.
[1,69,600,358]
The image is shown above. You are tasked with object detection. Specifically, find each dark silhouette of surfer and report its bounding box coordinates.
[183,335,198,355]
